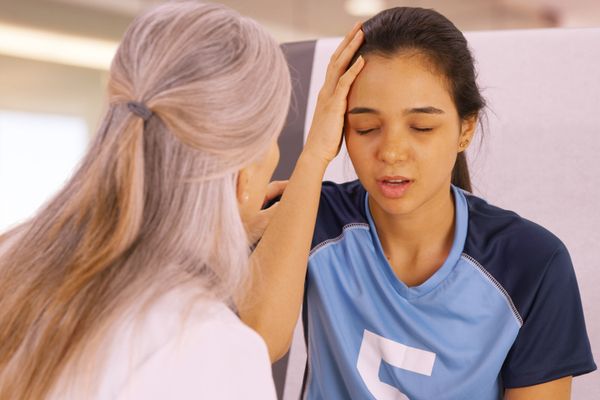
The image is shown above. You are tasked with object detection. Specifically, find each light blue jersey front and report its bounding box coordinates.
[303,181,595,399]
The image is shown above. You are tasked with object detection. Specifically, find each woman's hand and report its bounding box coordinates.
[303,22,365,164]
[245,180,288,245]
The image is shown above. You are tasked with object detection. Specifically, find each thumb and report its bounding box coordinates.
[247,202,280,245]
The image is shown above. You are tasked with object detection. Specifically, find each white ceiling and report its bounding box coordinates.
[2,0,600,43]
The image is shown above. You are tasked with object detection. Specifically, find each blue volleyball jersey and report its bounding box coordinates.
[303,180,596,400]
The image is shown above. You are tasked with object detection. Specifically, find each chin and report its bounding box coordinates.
[368,192,418,217]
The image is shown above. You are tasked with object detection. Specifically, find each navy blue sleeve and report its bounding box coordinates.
[501,243,597,388]
[311,180,367,250]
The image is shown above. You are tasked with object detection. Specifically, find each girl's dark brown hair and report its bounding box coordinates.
[356,7,486,192]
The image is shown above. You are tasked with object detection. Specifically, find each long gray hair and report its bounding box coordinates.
[0,2,291,398]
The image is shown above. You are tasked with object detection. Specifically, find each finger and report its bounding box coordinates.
[264,180,288,202]
[255,202,280,225]
[254,202,279,231]
[336,31,365,75]
[330,21,362,63]
[322,26,364,95]
[334,55,365,98]
[332,29,364,75]
[247,202,281,245]
[322,30,364,95]
[261,201,279,217]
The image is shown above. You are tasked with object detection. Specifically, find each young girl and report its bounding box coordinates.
[241,7,596,400]
[0,2,291,399]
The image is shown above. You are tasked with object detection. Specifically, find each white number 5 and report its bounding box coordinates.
[356,329,436,400]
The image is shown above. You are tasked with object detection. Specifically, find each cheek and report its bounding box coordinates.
[418,134,460,175]
[345,135,368,172]
[257,144,279,187]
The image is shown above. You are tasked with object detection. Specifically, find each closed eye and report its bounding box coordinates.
[412,127,433,132]
[356,128,376,135]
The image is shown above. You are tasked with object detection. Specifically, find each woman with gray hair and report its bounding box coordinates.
[0,2,311,398]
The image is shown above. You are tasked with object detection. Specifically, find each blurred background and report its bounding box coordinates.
[0,0,599,231]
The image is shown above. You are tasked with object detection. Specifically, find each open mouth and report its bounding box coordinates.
[382,178,410,185]
[377,177,413,198]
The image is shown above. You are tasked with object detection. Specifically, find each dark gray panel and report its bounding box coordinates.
[272,40,317,181]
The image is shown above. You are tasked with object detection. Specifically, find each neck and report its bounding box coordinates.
[369,185,456,265]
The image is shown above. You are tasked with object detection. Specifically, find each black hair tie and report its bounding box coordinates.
[127,101,153,121]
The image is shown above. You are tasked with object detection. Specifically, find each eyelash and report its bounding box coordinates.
[412,127,433,132]
[356,129,375,135]
[355,127,433,135]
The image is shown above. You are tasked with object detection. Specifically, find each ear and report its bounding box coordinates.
[457,115,478,153]
[236,167,251,205]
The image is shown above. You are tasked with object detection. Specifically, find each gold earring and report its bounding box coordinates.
[460,140,469,148]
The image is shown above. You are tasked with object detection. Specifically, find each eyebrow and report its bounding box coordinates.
[404,106,445,115]
[347,106,445,115]
[347,107,379,115]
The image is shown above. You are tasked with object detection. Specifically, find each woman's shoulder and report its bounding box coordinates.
[174,296,269,354]
[127,291,270,364]
[104,291,276,399]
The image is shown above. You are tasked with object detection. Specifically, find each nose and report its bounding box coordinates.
[377,131,410,164]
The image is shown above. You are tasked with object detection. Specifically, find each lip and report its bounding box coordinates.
[376,176,413,199]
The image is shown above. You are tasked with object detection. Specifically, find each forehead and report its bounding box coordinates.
[348,52,455,112]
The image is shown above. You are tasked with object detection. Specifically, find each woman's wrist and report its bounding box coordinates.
[298,147,332,173]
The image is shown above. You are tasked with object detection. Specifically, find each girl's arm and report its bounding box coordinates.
[504,376,572,400]
[238,23,365,362]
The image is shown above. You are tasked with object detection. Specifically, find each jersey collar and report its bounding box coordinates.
[364,184,469,299]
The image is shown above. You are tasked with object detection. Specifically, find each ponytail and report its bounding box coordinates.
[0,107,148,399]
[451,152,472,192]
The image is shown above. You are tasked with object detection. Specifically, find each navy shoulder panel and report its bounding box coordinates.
[311,180,368,250]
[462,193,564,320]
[463,193,597,385]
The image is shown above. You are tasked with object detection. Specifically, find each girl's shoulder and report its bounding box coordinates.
[320,180,366,211]
[462,190,564,258]
[461,192,596,385]
[461,191,577,325]
[312,180,369,250]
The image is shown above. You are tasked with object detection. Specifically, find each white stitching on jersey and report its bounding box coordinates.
[461,253,524,327]
[309,223,370,258]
